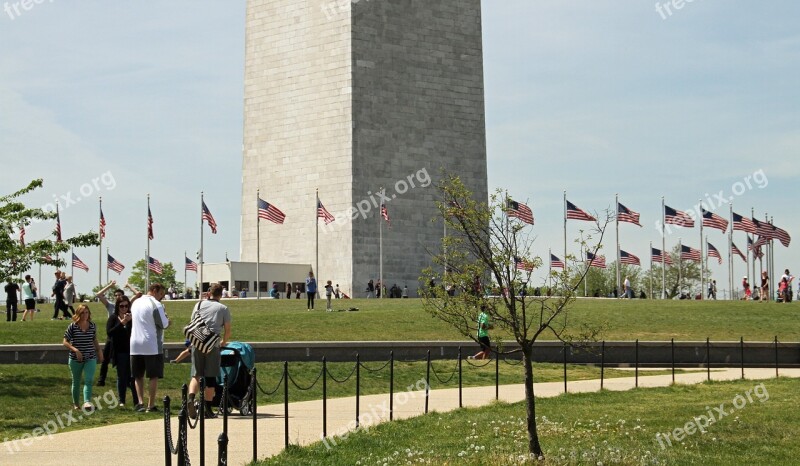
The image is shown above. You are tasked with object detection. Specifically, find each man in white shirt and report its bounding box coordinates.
[130,283,170,412]
[782,269,794,302]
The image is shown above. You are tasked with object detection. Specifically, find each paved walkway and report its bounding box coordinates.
[4,368,799,465]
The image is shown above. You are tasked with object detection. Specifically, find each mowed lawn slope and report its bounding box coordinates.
[1,298,797,345]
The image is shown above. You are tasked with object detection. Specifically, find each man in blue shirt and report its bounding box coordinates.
[305,272,317,310]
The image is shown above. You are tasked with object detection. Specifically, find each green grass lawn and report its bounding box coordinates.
[2,298,798,345]
[0,361,677,439]
[259,377,800,466]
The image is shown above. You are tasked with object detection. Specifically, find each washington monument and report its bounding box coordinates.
[240,0,488,296]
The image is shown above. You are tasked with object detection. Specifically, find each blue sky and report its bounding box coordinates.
[2,1,797,295]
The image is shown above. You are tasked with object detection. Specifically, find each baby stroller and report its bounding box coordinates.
[212,342,255,415]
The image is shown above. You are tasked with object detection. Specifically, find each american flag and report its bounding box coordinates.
[732,212,756,233]
[770,223,791,247]
[680,245,701,262]
[586,252,606,268]
[147,207,154,240]
[752,218,773,239]
[19,225,25,246]
[664,205,694,228]
[380,204,391,226]
[651,247,674,266]
[185,256,198,272]
[107,254,125,274]
[514,257,535,272]
[317,200,335,225]
[100,208,106,239]
[731,242,746,262]
[752,239,764,259]
[753,236,768,249]
[707,242,722,264]
[55,206,62,242]
[257,198,286,224]
[202,201,218,234]
[507,199,534,225]
[619,250,641,266]
[550,254,565,269]
[40,255,54,264]
[566,200,596,222]
[701,208,728,232]
[617,203,641,226]
[72,253,89,272]
[148,256,163,275]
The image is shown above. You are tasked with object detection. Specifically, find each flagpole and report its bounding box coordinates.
[765,212,770,301]
[563,190,567,285]
[699,199,704,301]
[71,247,74,277]
[769,214,775,301]
[315,188,319,299]
[146,194,150,290]
[98,196,102,289]
[678,237,682,297]
[729,203,734,299]
[751,207,756,289]
[615,194,621,297]
[661,197,666,299]
[55,203,60,264]
[649,241,653,299]
[200,192,204,297]
[184,251,187,297]
[256,189,261,300]
[106,247,109,284]
[548,248,552,291]
[583,246,587,298]
[379,187,384,300]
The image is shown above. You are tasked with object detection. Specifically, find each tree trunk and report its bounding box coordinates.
[523,347,543,459]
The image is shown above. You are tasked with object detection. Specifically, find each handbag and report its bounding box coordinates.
[183,303,220,354]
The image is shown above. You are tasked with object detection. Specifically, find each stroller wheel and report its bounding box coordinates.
[239,391,253,416]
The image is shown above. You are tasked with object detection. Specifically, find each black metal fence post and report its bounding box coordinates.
[706,337,711,381]
[164,395,172,466]
[774,336,779,377]
[495,352,500,400]
[283,361,289,449]
[217,433,228,466]
[178,385,188,466]
[200,377,205,466]
[356,353,361,427]
[671,338,675,383]
[600,341,605,390]
[389,351,394,421]
[251,368,257,465]
[563,342,567,394]
[458,346,463,408]
[740,337,745,380]
[635,339,639,388]
[322,357,327,438]
[425,350,431,414]
[222,374,229,435]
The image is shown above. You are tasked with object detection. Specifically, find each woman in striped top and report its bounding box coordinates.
[63,305,103,410]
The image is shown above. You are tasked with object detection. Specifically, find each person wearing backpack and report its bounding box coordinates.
[186,283,231,420]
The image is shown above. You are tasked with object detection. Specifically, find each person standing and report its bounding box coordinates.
[760,271,770,302]
[468,305,493,360]
[51,271,70,320]
[334,284,340,299]
[711,280,717,300]
[186,283,232,420]
[62,305,103,410]
[106,296,139,407]
[295,284,301,299]
[742,276,752,300]
[4,280,20,322]
[64,275,77,315]
[324,280,333,311]
[129,283,170,412]
[95,281,142,386]
[781,269,794,303]
[21,275,36,321]
[402,285,409,298]
[366,279,375,298]
[623,276,633,299]
[305,271,317,310]
[285,282,292,299]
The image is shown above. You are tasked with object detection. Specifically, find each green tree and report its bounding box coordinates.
[0,179,99,282]
[127,259,182,291]
[643,245,708,298]
[419,174,611,459]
